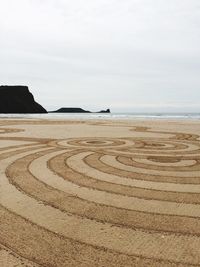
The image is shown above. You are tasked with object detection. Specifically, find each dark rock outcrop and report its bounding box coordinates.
[0,86,47,113]
[98,109,110,113]
[51,107,111,113]
[52,107,91,113]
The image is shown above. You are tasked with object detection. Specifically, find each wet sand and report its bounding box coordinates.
[0,118,200,267]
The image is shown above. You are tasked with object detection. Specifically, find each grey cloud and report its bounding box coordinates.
[0,0,200,111]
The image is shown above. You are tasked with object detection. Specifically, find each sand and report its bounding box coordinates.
[0,118,200,267]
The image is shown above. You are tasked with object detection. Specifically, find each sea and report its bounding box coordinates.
[0,112,200,120]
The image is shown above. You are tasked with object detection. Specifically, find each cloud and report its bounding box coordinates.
[0,0,200,111]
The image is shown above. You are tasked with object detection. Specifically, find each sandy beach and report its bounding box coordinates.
[0,118,200,267]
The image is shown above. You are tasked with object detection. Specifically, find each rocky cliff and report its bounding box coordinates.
[51,108,111,113]
[98,109,110,113]
[52,107,91,113]
[0,86,47,113]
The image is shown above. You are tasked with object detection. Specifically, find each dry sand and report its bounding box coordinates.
[0,118,200,267]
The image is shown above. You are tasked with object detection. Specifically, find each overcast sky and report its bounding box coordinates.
[0,0,200,112]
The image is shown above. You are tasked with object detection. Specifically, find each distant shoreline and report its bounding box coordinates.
[0,112,199,121]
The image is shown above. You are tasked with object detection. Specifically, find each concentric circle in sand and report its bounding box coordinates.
[1,119,200,266]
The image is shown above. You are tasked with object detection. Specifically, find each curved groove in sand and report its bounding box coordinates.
[3,149,200,264]
[47,151,200,204]
[123,156,200,172]
[2,120,200,266]
[86,152,200,184]
[103,154,200,177]
[25,150,200,217]
[135,158,197,167]
[6,147,200,237]
[68,151,200,193]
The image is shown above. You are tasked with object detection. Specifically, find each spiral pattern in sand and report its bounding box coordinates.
[1,120,200,267]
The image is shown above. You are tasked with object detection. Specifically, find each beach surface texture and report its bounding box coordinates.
[0,118,200,267]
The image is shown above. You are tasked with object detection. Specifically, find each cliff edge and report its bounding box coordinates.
[0,86,47,113]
